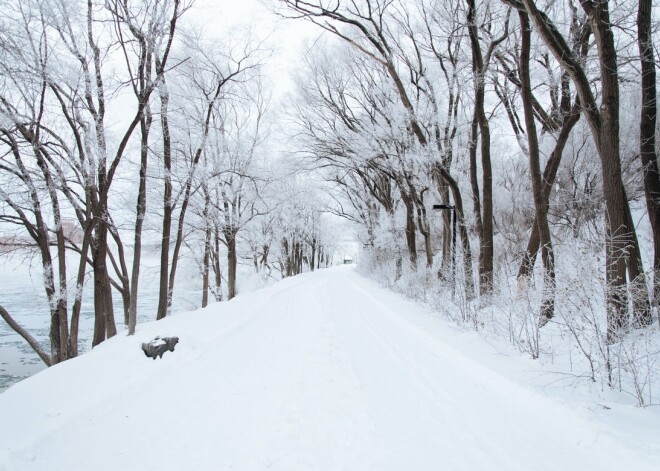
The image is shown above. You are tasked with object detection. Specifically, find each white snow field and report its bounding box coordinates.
[1,266,659,470]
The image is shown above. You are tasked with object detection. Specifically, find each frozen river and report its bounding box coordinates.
[0,261,51,390]
[0,254,206,392]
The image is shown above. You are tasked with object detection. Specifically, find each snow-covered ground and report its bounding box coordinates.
[0,265,658,470]
[0,254,215,391]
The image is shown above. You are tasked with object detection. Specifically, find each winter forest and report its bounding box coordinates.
[1,0,660,407]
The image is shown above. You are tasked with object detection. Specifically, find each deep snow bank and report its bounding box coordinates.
[0,266,659,470]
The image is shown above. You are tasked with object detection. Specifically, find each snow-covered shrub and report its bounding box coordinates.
[358,221,660,406]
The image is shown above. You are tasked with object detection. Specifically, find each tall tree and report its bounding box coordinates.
[517,11,555,324]
[466,0,508,295]
[502,0,652,339]
[107,0,185,334]
[281,0,475,293]
[156,36,262,318]
[637,0,660,316]
[0,1,85,364]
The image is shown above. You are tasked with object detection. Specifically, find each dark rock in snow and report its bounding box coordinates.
[142,336,179,360]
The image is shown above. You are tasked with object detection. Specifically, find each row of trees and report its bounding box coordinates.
[279,0,659,342]
[0,0,334,368]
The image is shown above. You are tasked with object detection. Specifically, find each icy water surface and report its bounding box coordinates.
[0,255,204,392]
[0,260,50,390]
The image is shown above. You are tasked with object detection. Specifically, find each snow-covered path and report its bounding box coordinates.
[0,266,658,470]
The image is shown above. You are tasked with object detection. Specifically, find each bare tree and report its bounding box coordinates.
[107,0,185,334]
[466,0,509,295]
[0,1,84,364]
[637,0,660,314]
[281,0,476,293]
[503,3,589,282]
[517,10,555,323]
[502,0,652,339]
[42,0,188,344]
[156,35,263,317]
[212,93,269,300]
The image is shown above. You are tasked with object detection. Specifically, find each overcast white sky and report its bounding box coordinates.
[194,0,321,101]
[190,0,359,251]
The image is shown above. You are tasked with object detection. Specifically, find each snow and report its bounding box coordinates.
[1,265,659,470]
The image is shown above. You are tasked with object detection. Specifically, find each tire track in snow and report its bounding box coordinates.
[315,268,657,471]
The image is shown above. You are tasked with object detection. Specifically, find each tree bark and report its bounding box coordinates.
[586,0,651,333]
[401,191,418,267]
[202,188,212,308]
[310,238,317,271]
[128,106,152,334]
[226,230,238,300]
[87,0,117,345]
[433,163,475,299]
[467,0,495,295]
[439,186,452,271]
[468,111,483,245]
[419,209,434,269]
[637,0,660,317]
[283,239,292,277]
[213,224,223,301]
[156,78,173,321]
[517,104,580,280]
[519,11,555,325]
[69,221,93,357]
[92,215,117,345]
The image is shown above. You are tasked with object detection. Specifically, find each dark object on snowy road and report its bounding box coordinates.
[142,336,179,359]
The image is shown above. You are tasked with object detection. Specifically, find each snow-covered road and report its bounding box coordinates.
[0,266,658,470]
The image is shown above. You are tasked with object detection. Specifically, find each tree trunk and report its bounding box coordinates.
[108,228,130,328]
[86,0,116,346]
[262,244,270,270]
[283,239,292,277]
[518,105,580,280]
[213,224,223,301]
[69,221,93,357]
[162,76,225,316]
[202,241,211,308]
[292,241,299,275]
[294,241,303,275]
[637,0,660,317]
[92,215,117,345]
[31,121,70,361]
[202,191,212,308]
[417,206,433,268]
[433,163,475,299]
[468,110,483,245]
[156,80,172,321]
[439,186,452,271]
[128,109,152,334]
[52,207,69,363]
[402,192,418,267]
[519,11,555,325]
[588,0,651,336]
[467,0,494,295]
[310,238,317,271]
[226,230,238,300]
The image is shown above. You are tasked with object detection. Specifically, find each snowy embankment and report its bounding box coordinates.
[0,266,659,470]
